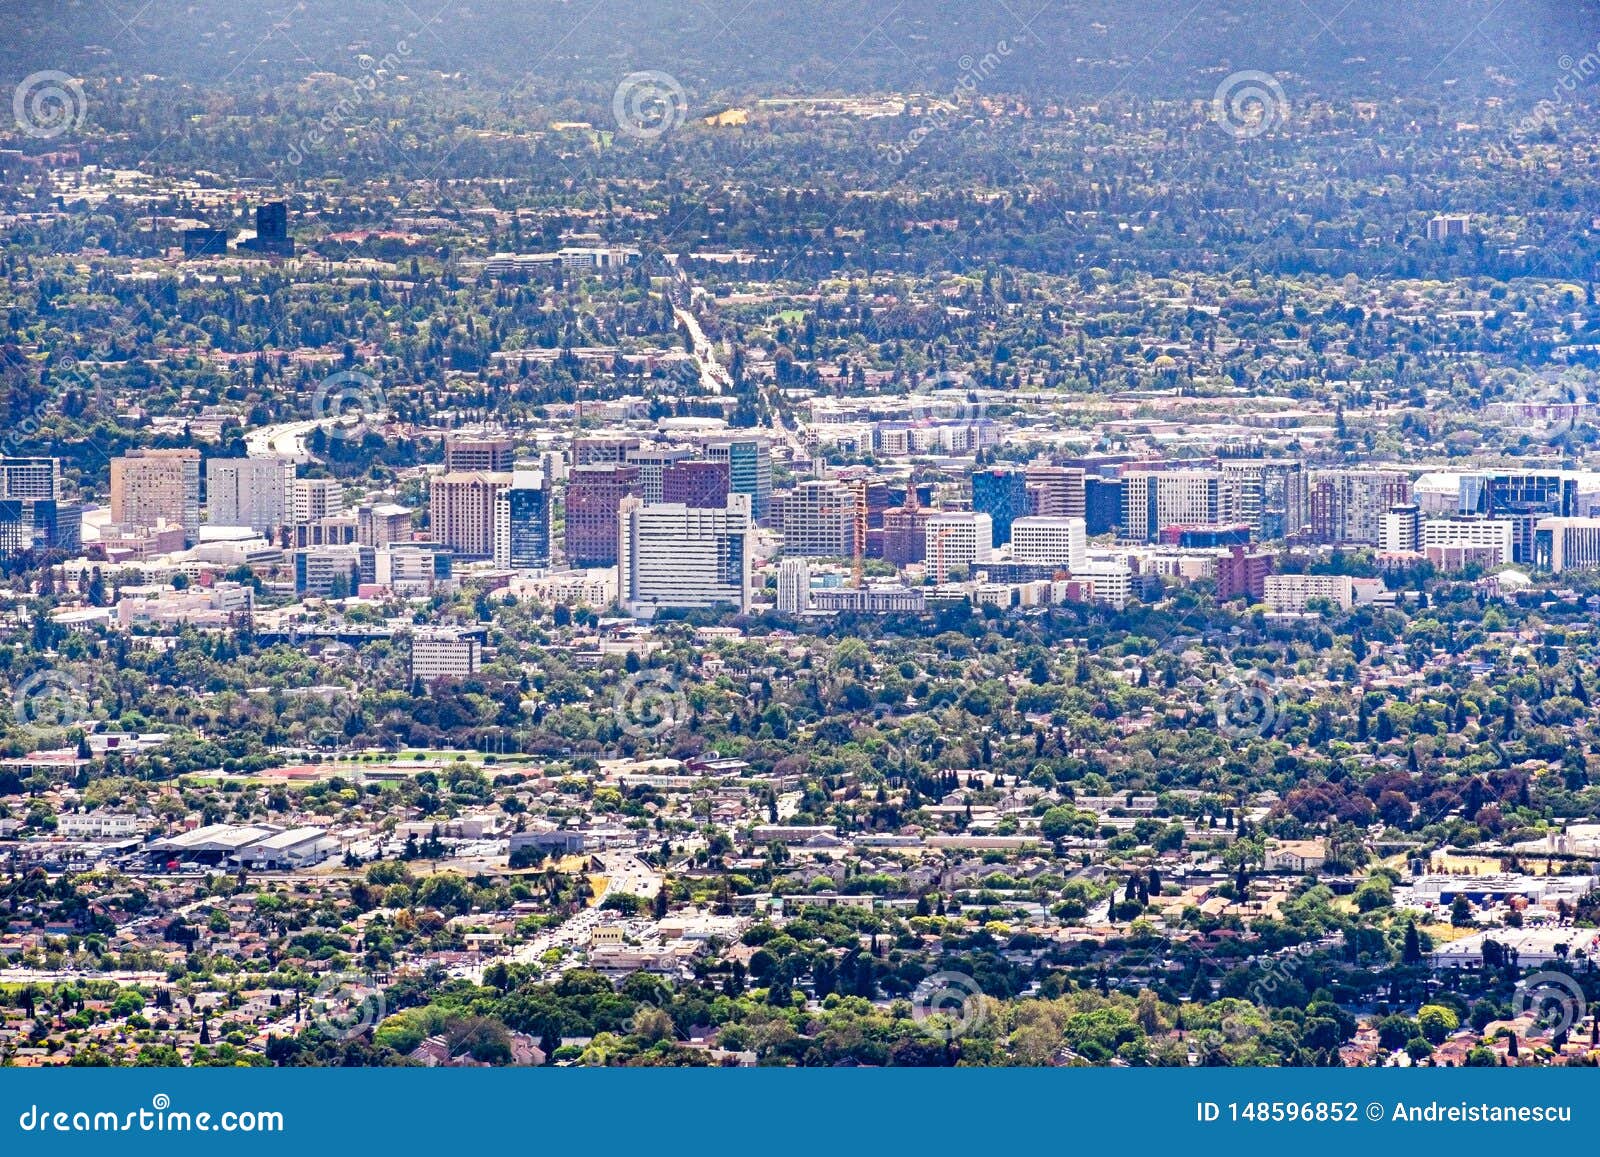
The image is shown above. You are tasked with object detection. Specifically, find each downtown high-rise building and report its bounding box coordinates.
[618,493,753,614]
[1309,470,1411,545]
[660,460,731,508]
[206,457,292,534]
[1024,465,1087,519]
[111,449,201,542]
[626,446,692,504]
[290,477,345,526]
[444,434,515,473]
[1010,516,1087,572]
[493,469,551,569]
[430,471,512,561]
[779,479,862,558]
[925,511,993,582]
[1219,459,1308,541]
[1460,470,1577,564]
[708,438,771,524]
[970,467,1028,547]
[1120,470,1221,543]
[564,463,642,568]
[572,436,641,466]
[0,457,77,557]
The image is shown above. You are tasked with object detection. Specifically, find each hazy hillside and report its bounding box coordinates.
[4,0,1597,102]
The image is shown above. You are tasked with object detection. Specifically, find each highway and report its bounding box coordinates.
[458,851,662,985]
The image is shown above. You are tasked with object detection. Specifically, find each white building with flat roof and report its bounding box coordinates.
[206,457,292,533]
[925,511,992,582]
[1010,516,1087,571]
[618,494,753,615]
[1421,516,1514,564]
[1262,573,1355,612]
[410,631,481,681]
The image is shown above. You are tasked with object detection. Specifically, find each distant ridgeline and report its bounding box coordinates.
[2,0,1595,100]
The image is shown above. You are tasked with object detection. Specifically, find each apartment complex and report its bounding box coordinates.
[206,457,292,533]
[110,449,201,542]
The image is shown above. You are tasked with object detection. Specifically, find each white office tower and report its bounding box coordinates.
[1010,516,1088,572]
[618,493,754,615]
[1120,470,1222,542]
[777,557,812,614]
[291,476,344,525]
[207,458,292,533]
[924,511,993,582]
[1421,515,1514,564]
[1378,504,1421,553]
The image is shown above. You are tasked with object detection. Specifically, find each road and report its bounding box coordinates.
[668,267,808,458]
[459,852,662,985]
[243,419,319,464]
[242,412,387,465]
[673,302,731,396]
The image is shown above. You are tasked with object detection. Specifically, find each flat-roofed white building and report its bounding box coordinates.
[56,813,147,839]
[206,457,292,533]
[618,494,753,615]
[1421,516,1514,565]
[1262,573,1355,611]
[925,511,992,582]
[410,631,481,681]
[1534,516,1600,573]
[1010,515,1087,571]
